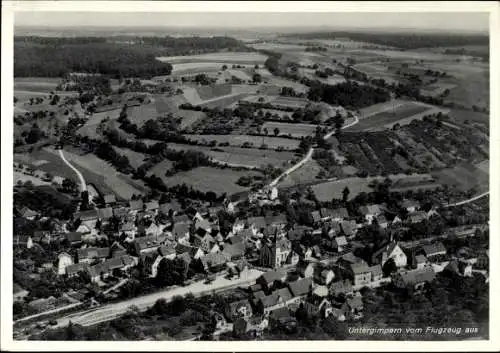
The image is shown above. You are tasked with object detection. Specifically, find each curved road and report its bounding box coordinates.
[58,149,87,192]
[444,191,489,207]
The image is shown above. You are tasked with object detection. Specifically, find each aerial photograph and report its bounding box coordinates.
[7,4,492,344]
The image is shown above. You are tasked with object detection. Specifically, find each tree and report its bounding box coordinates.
[273,127,280,136]
[382,257,397,277]
[62,178,78,194]
[342,186,350,203]
[80,191,91,211]
[221,64,228,71]
[252,73,262,83]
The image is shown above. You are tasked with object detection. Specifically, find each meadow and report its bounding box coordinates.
[261,122,318,138]
[157,52,268,65]
[182,134,300,150]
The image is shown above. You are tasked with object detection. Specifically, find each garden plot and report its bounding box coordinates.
[262,122,318,138]
[183,134,300,150]
[157,52,268,65]
[162,166,261,196]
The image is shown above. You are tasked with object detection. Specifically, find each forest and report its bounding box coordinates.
[14,36,249,78]
[281,31,489,50]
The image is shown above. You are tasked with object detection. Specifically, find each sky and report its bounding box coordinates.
[14,12,489,33]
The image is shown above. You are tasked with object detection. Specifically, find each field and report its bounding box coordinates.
[183,134,300,150]
[14,171,51,186]
[146,160,175,179]
[249,43,307,52]
[420,83,457,97]
[264,77,309,94]
[14,77,61,92]
[261,122,318,138]
[432,163,489,193]
[112,146,148,169]
[126,104,159,125]
[170,143,297,169]
[162,166,261,195]
[157,52,268,65]
[77,108,122,139]
[154,94,188,114]
[311,173,434,202]
[196,84,232,101]
[348,101,435,132]
[272,96,310,109]
[279,159,323,187]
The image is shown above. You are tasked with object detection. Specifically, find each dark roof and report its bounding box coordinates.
[103,194,116,204]
[134,234,167,251]
[158,244,176,257]
[269,306,291,319]
[222,242,245,258]
[350,262,371,275]
[346,296,363,310]
[173,214,192,224]
[259,294,280,308]
[129,199,144,211]
[159,200,182,214]
[228,235,243,245]
[265,214,287,227]
[65,263,88,275]
[340,220,356,236]
[421,242,446,257]
[74,209,99,221]
[145,200,159,211]
[398,267,436,285]
[66,232,83,243]
[310,211,321,223]
[274,287,293,302]
[173,223,191,240]
[329,280,353,295]
[259,269,285,285]
[247,216,267,230]
[77,247,110,260]
[113,207,129,217]
[320,207,348,219]
[288,277,313,297]
[97,207,113,220]
[359,204,382,216]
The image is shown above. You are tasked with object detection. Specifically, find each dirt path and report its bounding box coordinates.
[269,147,314,187]
[58,149,87,192]
[444,191,489,207]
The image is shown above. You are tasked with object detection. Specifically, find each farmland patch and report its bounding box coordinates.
[262,122,318,138]
[157,52,268,65]
[183,134,300,150]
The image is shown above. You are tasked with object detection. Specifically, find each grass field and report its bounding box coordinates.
[127,104,159,125]
[14,77,61,92]
[196,84,232,100]
[77,108,122,139]
[45,147,147,199]
[146,160,174,179]
[157,52,268,65]
[162,166,260,195]
[432,163,489,193]
[183,134,300,150]
[349,101,433,132]
[311,173,434,202]
[261,122,318,138]
[279,159,323,187]
[444,73,489,111]
[420,83,457,97]
[112,146,148,169]
[168,143,297,169]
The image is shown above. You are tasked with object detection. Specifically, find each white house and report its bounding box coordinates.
[371,242,407,268]
[57,252,74,276]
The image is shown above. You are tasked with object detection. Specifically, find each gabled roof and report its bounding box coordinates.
[173,214,192,224]
[359,204,382,216]
[227,235,243,245]
[333,236,348,247]
[415,254,427,264]
[398,267,436,285]
[129,199,144,211]
[74,209,99,221]
[134,234,167,251]
[408,211,428,223]
[259,269,285,285]
[310,211,321,223]
[421,242,446,257]
[321,207,349,219]
[77,247,110,260]
[222,242,245,258]
[66,232,83,243]
[329,280,353,295]
[371,242,401,262]
[259,293,280,308]
[401,199,420,209]
[351,262,371,275]
[158,244,177,257]
[265,214,287,227]
[97,207,113,220]
[274,287,293,303]
[346,296,363,310]
[113,207,129,217]
[200,252,227,268]
[247,216,267,230]
[173,223,191,240]
[144,200,159,211]
[159,200,182,214]
[288,277,313,297]
[65,262,88,275]
[103,194,116,204]
[369,264,382,277]
[340,220,356,236]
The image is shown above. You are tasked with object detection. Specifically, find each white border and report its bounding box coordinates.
[2,1,499,351]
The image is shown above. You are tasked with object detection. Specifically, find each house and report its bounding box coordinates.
[129,199,144,214]
[256,269,286,291]
[343,296,364,315]
[329,280,354,298]
[193,215,212,234]
[19,206,38,221]
[349,262,372,287]
[421,242,447,259]
[301,262,315,279]
[222,242,246,261]
[371,242,407,268]
[144,200,160,214]
[316,269,335,286]
[257,292,288,315]
[74,209,99,228]
[102,194,116,206]
[133,234,167,255]
[247,216,267,235]
[57,252,74,275]
[76,224,92,235]
[213,311,229,332]
[414,254,427,269]
[401,199,420,213]
[408,211,428,224]
[268,307,296,331]
[332,236,348,253]
[392,216,402,225]
[310,211,321,224]
[393,267,436,290]
[232,218,246,233]
[97,207,114,222]
[13,235,33,249]
[173,223,191,244]
[321,207,349,221]
[265,214,287,229]
[13,283,29,302]
[444,260,473,277]
[369,264,383,282]
[119,222,137,239]
[65,232,83,246]
[77,247,110,264]
[159,200,182,216]
[113,207,129,220]
[476,250,489,270]
[65,263,89,278]
[200,252,227,272]
[192,233,215,253]
[173,214,192,224]
[358,204,382,223]
[287,277,313,304]
[376,215,388,229]
[312,285,329,298]
[225,299,253,322]
[110,242,127,258]
[340,220,357,238]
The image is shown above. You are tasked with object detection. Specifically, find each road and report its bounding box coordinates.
[323,113,360,140]
[58,149,87,192]
[268,147,314,187]
[444,191,489,207]
[43,269,263,330]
